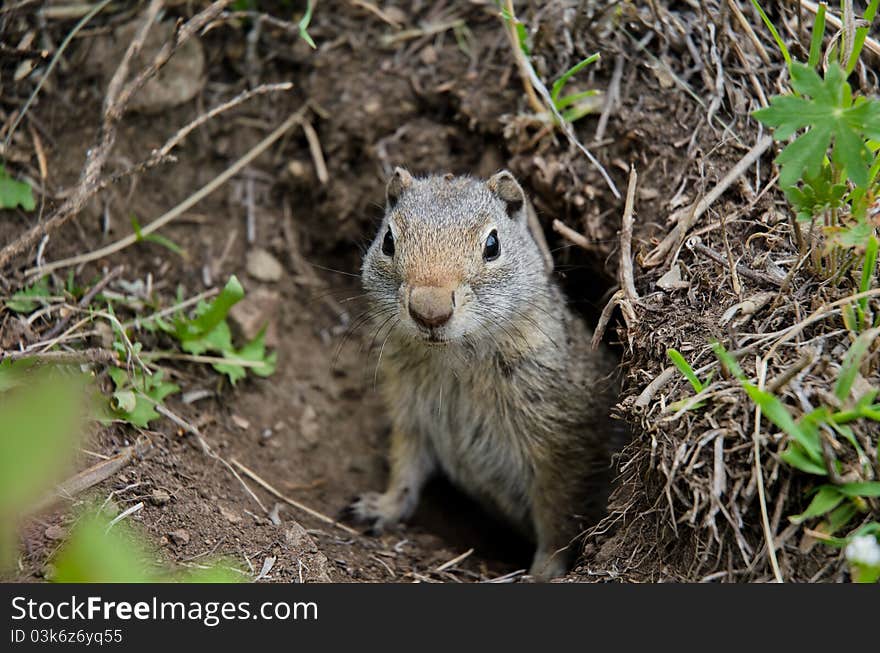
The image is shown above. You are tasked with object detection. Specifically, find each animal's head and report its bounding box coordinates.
[362,167,548,347]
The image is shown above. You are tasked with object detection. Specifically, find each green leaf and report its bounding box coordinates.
[178,276,244,340]
[551,52,599,106]
[667,348,703,393]
[834,327,880,401]
[298,0,316,49]
[822,501,858,535]
[212,327,277,385]
[131,215,186,257]
[807,2,826,69]
[0,365,86,513]
[711,341,745,380]
[780,443,828,475]
[0,165,36,211]
[750,0,791,68]
[744,385,822,462]
[790,485,844,524]
[5,276,51,313]
[755,62,880,190]
[775,123,832,187]
[108,367,179,428]
[837,481,880,498]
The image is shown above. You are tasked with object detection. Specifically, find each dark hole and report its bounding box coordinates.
[412,476,534,574]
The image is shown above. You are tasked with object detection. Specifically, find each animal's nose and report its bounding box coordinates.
[408,286,454,328]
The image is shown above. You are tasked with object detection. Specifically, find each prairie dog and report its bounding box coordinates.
[346,167,620,580]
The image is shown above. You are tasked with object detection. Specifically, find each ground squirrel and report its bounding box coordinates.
[345,167,620,580]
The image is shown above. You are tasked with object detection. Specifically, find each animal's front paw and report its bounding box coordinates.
[340,491,405,535]
[528,549,570,581]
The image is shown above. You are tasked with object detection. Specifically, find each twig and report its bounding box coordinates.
[595,53,624,143]
[0,1,232,271]
[752,357,784,583]
[620,167,639,302]
[2,0,113,150]
[0,348,117,365]
[299,118,328,184]
[31,436,152,513]
[726,0,771,65]
[801,0,880,59]
[106,501,144,532]
[435,548,474,572]
[552,219,591,250]
[26,108,305,277]
[139,82,293,171]
[642,135,773,267]
[501,0,543,114]
[230,458,360,536]
[689,241,782,287]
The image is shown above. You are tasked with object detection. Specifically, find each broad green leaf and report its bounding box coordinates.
[176,276,244,340]
[790,485,844,524]
[0,165,36,211]
[5,276,51,313]
[780,443,828,475]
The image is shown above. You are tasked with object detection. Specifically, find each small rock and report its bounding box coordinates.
[168,529,190,546]
[228,287,280,347]
[231,414,251,431]
[150,489,171,505]
[219,505,241,524]
[246,248,284,282]
[284,523,332,582]
[299,405,320,444]
[44,525,67,541]
[420,45,438,65]
[88,19,205,114]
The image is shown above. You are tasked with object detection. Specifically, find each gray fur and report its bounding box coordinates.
[349,170,620,580]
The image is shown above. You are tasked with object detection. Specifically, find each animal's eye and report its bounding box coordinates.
[483,229,500,261]
[382,228,395,257]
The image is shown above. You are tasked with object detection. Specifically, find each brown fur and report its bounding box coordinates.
[345,169,621,580]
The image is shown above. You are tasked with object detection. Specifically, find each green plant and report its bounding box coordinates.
[4,276,51,312]
[752,1,880,288]
[0,164,35,211]
[107,366,180,428]
[52,512,241,583]
[845,529,880,583]
[0,361,87,566]
[499,3,601,124]
[712,340,880,557]
[666,348,713,410]
[151,275,276,384]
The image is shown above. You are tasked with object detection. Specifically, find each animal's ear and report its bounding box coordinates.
[386,167,413,208]
[487,170,525,218]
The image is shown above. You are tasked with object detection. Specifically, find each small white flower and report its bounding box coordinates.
[846,535,880,567]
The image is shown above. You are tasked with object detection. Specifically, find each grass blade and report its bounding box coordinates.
[667,348,703,393]
[807,2,827,69]
[834,327,880,401]
[550,52,599,105]
[790,485,844,523]
[750,0,792,69]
